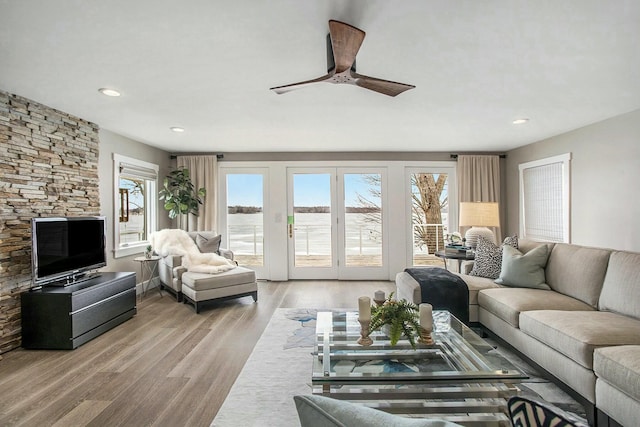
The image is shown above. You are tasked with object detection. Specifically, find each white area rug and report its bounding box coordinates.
[212,308,317,427]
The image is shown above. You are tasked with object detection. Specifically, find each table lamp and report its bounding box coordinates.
[459,202,500,248]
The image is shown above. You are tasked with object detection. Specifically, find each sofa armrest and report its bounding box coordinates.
[460,260,474,275]
[174,266,187,281]
[158,254,184,293]
[219,248,234,261]
[163,254,183,268]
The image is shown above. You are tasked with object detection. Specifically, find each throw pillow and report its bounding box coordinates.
[469,235,518,279]
[495,244,551,289]
[294,395,461,427]
[195,233,222,254]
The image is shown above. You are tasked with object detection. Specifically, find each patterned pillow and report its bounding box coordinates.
[508,395,589,427]
[469,235,518,279]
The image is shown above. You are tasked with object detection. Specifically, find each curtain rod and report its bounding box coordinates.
[170,154,224,160]
[450,154,506,159]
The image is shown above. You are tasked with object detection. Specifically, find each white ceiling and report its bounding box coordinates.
[1,0,639,153]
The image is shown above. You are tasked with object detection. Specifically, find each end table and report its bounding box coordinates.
[434,250,474,272]
[134,255,162,298]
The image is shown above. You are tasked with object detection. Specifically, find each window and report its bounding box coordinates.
[113,154,158,258]
[406,167,455,266]
[519,153,571,243]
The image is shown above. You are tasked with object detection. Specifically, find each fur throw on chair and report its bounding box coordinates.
[150,229,236,274]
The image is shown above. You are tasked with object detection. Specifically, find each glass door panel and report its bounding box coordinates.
[292,173,334,269]
[226,174,264,267]
[343,173,382,267]
[410,172,449,266]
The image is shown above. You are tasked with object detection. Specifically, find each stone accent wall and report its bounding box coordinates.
[0,90,100,356]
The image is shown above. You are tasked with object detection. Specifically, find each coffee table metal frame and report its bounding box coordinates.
[312,311,527,425]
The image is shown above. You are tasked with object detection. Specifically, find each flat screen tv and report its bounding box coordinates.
[31,216,107,286]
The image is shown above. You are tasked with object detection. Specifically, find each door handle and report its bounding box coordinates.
[289,223,293,238]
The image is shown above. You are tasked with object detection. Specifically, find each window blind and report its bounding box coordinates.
[119,162,158,180]
[519,153,570,243]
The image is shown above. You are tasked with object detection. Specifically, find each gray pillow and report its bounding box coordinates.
[294,395,461,427]
[469,235,518,279]
[195,233,222,253]
[495,244,551,289]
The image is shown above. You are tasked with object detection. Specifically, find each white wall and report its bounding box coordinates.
[505,109,640,252]
[98,129,172,281]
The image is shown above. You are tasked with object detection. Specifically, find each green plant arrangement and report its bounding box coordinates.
[369,293,422,348]
[158,168,206,220]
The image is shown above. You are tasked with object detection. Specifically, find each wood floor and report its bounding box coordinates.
[0,280,396,427]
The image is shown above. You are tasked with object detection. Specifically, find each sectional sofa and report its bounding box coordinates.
[396,239,640,426]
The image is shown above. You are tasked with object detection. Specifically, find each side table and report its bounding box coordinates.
[134,255,162,298]
[434,250,474,272]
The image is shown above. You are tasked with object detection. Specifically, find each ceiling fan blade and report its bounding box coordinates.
[352,72,416,97]
[328,20,365,73]
[270,74,333,94]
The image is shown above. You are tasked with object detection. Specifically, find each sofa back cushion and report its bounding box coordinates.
[518,239,555,256]
[599,251,640,319]
[545,243,611,307]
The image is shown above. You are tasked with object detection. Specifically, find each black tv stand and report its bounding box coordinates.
[21,272,136,349]
[44,272,103,287]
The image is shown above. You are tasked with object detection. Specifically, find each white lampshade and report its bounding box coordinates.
[459,202,500,248]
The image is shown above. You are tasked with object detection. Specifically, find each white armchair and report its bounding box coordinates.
[157,231,234,301]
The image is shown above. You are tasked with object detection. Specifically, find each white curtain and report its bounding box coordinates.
[176,155,217,232]
[457,155,502,242]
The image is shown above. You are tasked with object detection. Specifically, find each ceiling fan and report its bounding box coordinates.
[270,20,415,97]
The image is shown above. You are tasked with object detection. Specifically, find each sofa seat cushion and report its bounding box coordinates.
[455,273,501,305]
[594,345,640,402]
[478,288,593,328]
[182,266,256,291]
[520,311,640,369]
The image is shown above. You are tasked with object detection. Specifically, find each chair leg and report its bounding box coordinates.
[251,291,258,302]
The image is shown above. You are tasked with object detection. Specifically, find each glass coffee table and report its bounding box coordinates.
[312,311,527,425]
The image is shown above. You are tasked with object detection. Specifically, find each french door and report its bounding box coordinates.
[287,167,387,280]
[218,168,268,278]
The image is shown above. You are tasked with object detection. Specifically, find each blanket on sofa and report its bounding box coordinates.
[150,229,236,274]
[404,267,469,324]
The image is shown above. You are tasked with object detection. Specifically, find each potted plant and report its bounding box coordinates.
[158,168,206,228]
[369,293,422,348]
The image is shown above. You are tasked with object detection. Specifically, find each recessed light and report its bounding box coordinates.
[170,127,185,133]
[512,118,529,125]
[98,88,121,97]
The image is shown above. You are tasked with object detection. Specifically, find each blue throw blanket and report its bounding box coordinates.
[404,267,469,324]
